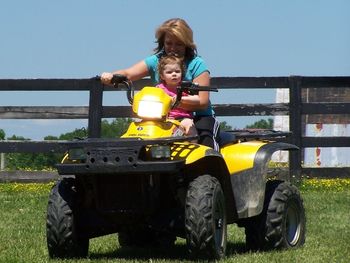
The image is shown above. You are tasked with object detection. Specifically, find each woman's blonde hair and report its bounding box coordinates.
[158,55,186,83]
[154,18,197,59]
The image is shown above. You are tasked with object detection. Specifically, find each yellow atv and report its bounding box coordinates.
[46,75,306,260]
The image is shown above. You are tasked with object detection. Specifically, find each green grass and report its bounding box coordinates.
[0,181,349,263]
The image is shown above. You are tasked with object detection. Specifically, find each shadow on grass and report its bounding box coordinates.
[89,241,248,261]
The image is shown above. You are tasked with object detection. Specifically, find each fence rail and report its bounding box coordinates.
[1,76,350,180]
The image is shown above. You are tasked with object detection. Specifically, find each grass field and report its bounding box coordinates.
[0,179,349,263]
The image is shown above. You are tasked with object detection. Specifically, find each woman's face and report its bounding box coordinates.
[164,34,186,58]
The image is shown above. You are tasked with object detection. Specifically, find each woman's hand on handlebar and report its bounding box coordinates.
[100,72,113,85]
[100,73,128,87]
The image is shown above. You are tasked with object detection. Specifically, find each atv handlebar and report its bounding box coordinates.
[95,74,134,104]
[95,74,218,106]
[173,81,218,108]
[180,81,218,93]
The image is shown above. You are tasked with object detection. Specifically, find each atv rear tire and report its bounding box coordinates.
[245,181,306,250]
[185,175,227,260]
[46,178,89,258]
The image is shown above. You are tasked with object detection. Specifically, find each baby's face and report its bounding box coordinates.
[161,63,182,87]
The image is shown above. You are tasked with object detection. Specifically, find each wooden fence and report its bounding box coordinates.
[0,76,349,182]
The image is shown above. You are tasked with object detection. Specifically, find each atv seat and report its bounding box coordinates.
[218,131,237,147]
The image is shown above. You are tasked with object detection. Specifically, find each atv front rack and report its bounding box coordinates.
[58,135,198,148]
[56,136,197,175]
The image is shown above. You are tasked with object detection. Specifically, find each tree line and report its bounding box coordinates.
[0,118,272,170]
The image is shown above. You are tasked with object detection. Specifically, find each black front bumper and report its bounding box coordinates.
[56,137,188,175]
[57,160,185,175]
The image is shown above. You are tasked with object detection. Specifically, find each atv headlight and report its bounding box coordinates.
[68,148,86,160]
[150,145,171,159]
[137,100,163,119]
[132,87,172,119]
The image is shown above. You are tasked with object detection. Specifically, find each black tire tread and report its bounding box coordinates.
[185,174,226,259]
[244,181,306,251]
[265,182,306,249]
[46,178,88,258]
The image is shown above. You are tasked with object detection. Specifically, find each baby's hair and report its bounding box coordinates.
[158,55,186,82]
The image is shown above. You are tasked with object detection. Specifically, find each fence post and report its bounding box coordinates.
[288,76,302,183]
[0,153,5,170]
[88,81,103,138]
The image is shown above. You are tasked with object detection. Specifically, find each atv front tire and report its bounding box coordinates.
[46,178,89,258]
[185,175,227,260]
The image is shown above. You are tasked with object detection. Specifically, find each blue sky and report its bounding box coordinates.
[0,0,349,139]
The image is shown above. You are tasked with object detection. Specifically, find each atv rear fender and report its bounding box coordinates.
[225,141,298,219]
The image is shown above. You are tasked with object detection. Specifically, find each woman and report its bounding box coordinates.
[101,18,220,150]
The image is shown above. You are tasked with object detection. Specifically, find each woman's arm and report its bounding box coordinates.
[178,71,211,111]
[101,60,149,85]
[179,94,200,106]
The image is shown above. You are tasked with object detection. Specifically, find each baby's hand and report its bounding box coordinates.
[180,118,194,134]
